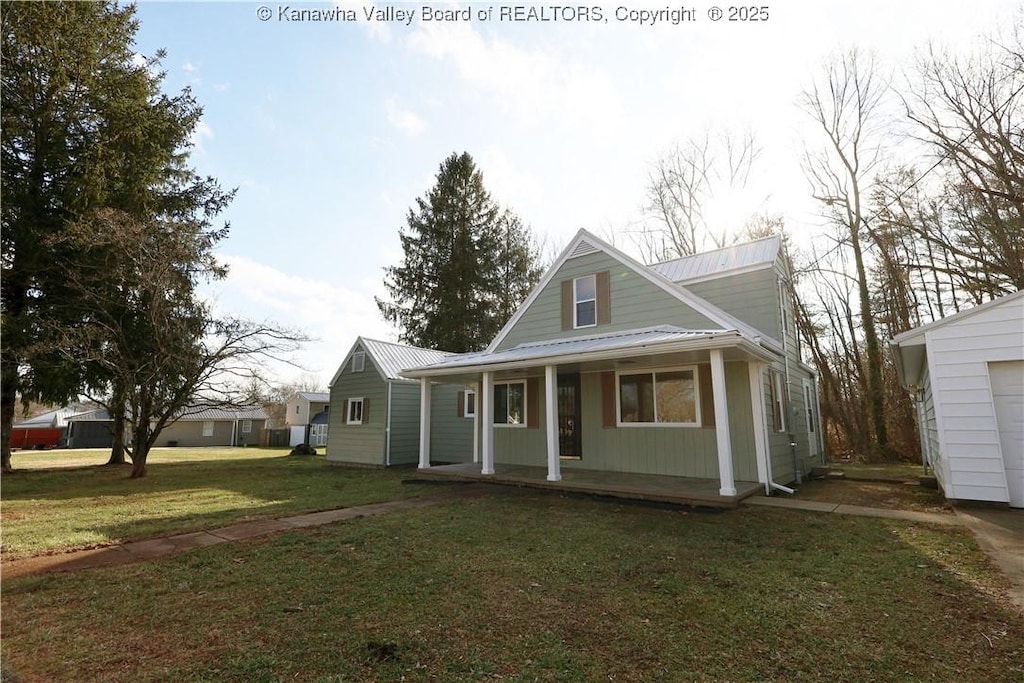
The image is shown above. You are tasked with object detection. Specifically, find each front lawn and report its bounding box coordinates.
[1,448,435,559]
[2,492,1021,682]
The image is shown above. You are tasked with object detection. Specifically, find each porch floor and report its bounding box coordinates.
[417,462,762,509]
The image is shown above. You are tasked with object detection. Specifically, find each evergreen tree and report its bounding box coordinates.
[377,152,542,353]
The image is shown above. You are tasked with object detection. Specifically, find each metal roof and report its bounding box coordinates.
[404,326,748,374]
[65,406,269,423]
[15,405,96,428]
[360,338,453,381]
[297,391,329,402]
[649,235,781,283]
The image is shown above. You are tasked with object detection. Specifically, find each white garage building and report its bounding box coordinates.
[890,290,1024,508]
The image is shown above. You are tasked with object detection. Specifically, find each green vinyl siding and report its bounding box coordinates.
[496,251,719,351]
[387,382,421,465]
[489,363,758,482]
[326,351,388,466]
[429,384,474,463]
[686,268,780,341]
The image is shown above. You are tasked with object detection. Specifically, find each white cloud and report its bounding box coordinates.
[190,120,213,153]
[215,254,394,386]
[405,18,624,134]
[182,60,197,73]
[384,96,426,136]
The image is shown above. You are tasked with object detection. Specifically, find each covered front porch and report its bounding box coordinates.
[417,461,763,508]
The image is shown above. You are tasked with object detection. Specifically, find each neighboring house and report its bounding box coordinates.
[326,337,474,467]
[66,406,269,448]
[402,229,823,498]
[9,405,86,449]
[890,290,1024,508]
[285,391,330,446]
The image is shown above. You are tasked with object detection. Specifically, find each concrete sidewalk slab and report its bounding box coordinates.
[955,507,1024,612]
[744,497,840,512]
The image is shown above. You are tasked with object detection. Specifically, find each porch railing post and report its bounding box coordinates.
[710,348,737,496]
[748,361,770,495]
[418,379,431,469]
[481,371,494,475]
[545,364,561,482]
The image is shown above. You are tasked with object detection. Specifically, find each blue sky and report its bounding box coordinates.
[130,0,1018,387]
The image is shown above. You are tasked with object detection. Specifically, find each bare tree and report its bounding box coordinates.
[901,24,1024,299]
[639,127,763,261]
[800,48,892,458]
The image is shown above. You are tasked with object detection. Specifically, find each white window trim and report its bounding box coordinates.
[347,397,364,425]
[573,274,598,329]
[464,388,476,419]
[352,351,365,373]
[615,365,701,428]
[202,420,215,437]
[241,419,252,434]
[493,380,527,428]
[771,370,787,432]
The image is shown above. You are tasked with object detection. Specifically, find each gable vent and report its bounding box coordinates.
[568,239,599,259]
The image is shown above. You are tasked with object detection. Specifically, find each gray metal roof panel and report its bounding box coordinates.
[405,326,725,372]
[361,338,454,380]
[649,235,781,283]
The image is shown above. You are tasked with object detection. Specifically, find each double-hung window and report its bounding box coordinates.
[494,381,526,426]
[573,274,597,328]
[347,397,364,425]
[464,389,476,418]
[351,352,365,373]
[617,367,699,426]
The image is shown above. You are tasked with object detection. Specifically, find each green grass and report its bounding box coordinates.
[3,492,1022,682]
[793,478,951,513]
[1,447,437,559]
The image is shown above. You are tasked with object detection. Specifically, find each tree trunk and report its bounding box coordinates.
[0,375,14,473]
[850,225,890,457]
[130,427,148,478]
[106,384,127,465]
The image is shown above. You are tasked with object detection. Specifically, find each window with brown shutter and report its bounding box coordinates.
[561,270,612,330]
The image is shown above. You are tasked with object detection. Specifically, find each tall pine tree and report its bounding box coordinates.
[377,152,542,353]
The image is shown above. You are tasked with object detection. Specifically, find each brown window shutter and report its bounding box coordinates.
[527,378,539,428]
[362,398,369,423]
[601,371,616,427]
[457,390,465,417]
[699,364,716,427]
[561,279,573,330]
[341,400,348,422]
[596,270,611,325]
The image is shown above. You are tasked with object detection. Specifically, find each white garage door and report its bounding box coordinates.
[990,361,1024,508]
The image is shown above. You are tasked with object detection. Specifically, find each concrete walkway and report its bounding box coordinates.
[744,495,961,525]
[2,486,487,580]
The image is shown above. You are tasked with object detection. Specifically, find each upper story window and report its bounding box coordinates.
[574,274,597,328]
[464,389,476,418]
[352,351,365,373]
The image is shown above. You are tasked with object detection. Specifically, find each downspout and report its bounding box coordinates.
[779,275,800,485]
[385,381,392,467]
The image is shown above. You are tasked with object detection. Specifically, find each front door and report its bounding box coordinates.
[558,373,582,458]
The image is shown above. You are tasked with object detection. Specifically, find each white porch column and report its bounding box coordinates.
[481,371,495,475]
[472,381,480,464]
[710,348,736,496]
[748,362,770,495]
[544,364,561,482]
[418,379,431,469]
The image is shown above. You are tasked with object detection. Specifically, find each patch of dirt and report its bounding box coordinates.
[793,479,952,514]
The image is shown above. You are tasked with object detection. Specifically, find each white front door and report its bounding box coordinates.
[990,361,1024,508]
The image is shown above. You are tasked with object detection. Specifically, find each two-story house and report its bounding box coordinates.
[286,391,330,447]
[401,229,822,503]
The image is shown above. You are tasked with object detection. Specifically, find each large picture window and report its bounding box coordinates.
[573,274,597,328]
[494,381,526,426]
[618,367,699,426]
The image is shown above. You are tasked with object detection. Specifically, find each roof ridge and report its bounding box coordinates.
[647,234,781,267]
